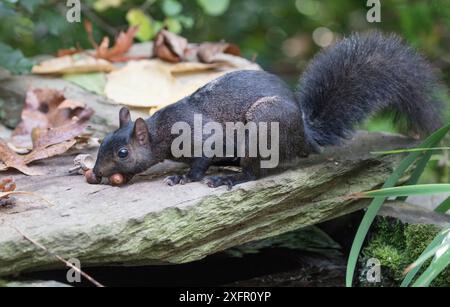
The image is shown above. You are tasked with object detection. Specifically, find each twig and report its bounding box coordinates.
[80,3,118,37]
[7,223,105,288]
[140,0,157,11]
[0,191,54,207]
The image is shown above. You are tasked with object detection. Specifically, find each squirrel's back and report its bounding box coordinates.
[297,32,443,147]
[187,70,296,120]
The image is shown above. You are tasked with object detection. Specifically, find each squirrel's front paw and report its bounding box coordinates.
[163,175,192,186]
[203,176,234,190]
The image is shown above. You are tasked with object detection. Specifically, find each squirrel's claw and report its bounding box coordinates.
[164,176,181,186]
[164,175,192,186]
[203,176,234,190]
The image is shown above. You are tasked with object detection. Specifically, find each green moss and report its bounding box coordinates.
[404,224,450,287]
[370,245,405,280]
[0,280,6,287]
[404,224,440,260]
[360,217,450,287]
[371,218,406,250]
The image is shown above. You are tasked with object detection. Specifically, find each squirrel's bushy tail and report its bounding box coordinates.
[297,32,443,147]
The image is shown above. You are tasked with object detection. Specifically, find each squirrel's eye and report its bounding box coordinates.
[118,148,129,159]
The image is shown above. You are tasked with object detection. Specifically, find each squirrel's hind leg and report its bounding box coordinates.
[203,170,256,190]
[203,159,259,190]
[164,158,211,186]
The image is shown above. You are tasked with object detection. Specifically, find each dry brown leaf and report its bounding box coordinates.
[1,88,94,176]
[31,108,94,149]
[57,99,87,110]
[57,46,84,57]
[32,54,115,75]
[0,139,43,176]
[24,140,77,165]
[152,30,241,65]
[207,53,261,68]
[0,134,78,176]
[0,178,16,193]
[13,88,65,141]
[152,29,241,65]
[104,59,261,110]
[153,29,188,63]
[104,60,176,107]
[1,134,79,177]
[12,88,94,150]
[95,27,139,62]
[164,61,220,74]
[195,42,241,63]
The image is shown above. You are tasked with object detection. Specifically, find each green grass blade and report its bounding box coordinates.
[397,152,433,202]
[406,152,434,185]
[404,230,450,269]
[346,123,450,287]
[412,246,450,287]
[401,226,450,287]
[372,147,450,155]
[355,184,450,198]
[406,241,449,274]
[435,197,450,214]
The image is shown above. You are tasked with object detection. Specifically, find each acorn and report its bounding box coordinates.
[85,169,101,185]
[109,173,125,187]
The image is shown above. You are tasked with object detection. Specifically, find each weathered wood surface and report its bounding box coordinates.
[0,130,414,277]
[379,201,450,228]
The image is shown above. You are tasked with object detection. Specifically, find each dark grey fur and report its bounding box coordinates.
[93,32,443,188]
[298,32,442,146]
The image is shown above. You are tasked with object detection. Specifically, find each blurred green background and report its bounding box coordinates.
[0,0,449,182]
[1,0,450,81]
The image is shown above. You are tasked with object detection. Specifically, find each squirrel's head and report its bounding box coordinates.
[93,107,157,180]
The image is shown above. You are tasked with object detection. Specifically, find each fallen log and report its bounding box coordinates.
[0,129,414,277]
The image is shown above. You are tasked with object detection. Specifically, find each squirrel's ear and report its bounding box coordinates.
[119,107,131,128]
[133,118,150,146]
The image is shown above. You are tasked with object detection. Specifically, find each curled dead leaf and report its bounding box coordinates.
[163,61,220,74]
[57,99,87,110]
[1,88,94,176]
[153,29,188,63]
[205,53,260,68]
[153,29,242,66]
[195,42,241,63]
[0,135,79,176]
[12,88,94,150]
[95,27,139,62]
[31,108,94,149]
[0,139,43,176]
[24,140,77,165]
[32,54,115,75]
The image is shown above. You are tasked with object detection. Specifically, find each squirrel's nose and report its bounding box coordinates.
[93,167,102,178]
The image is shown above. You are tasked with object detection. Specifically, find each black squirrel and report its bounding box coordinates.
[93,32,443,188]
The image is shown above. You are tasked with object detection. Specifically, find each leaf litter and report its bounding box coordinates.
[1,88,94,176]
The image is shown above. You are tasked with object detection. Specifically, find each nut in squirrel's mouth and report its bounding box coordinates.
[85,170,134,186]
